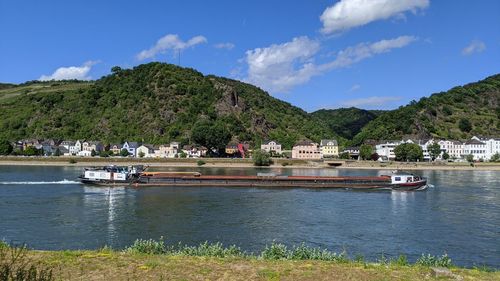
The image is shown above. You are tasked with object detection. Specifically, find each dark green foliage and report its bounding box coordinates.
[0,139,13,155]
[22,147,42,156]
[90,149,96,157]
[191,120,231,155]
[394,143,424,162]
[0,63,338,148]
[339,152,350,159]
[353,74,500,144]
[458,118,472,132]
[359,144,373,160]
[53,148,61,157]
[490,153,500,162]
[252,149,272,166]
[120,149,129,157]
[427,143,442,161]
[311,107,383,140]
[196,160,206,166]
[442,151,450,160]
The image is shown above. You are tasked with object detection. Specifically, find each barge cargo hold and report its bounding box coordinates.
[78,166,428,191]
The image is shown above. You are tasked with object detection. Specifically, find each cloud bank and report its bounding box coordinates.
[320,0,429,34]
[244,35,417,93]
[136,34,207,60]
[39,61,98,81]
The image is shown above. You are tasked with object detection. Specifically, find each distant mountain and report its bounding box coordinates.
[0,63,339,149]
[311,107,385,140]
[352,74,500,145]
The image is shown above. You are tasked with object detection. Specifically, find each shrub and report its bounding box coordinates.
[0,243,54,281]
[176,241,243,258]
[252,149,272,166]
[125,238,166,255]
[416,253,453,268]
[68,158,77,164]
[261,242,289,260]
[196,160,206,166]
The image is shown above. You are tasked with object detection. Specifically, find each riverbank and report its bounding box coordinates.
[5,249,498,281]
[1,156,500,170]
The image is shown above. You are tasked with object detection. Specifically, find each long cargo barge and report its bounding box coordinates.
[78,166,428,191]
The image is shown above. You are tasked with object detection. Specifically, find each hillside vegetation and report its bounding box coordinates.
[311,108,385,140]
[352,74,500,145]
[1,63,498,148]
[0,63,338,149]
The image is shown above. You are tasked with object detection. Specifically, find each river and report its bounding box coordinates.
[0,165,498,267]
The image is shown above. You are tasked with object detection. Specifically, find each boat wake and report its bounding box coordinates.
[0,179,81,185]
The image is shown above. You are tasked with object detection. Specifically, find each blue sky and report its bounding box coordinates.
[1,0,499,111]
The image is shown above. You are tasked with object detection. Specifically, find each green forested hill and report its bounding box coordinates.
[0,63,338,149]
[352,74,500,145]
[310,107,385,140]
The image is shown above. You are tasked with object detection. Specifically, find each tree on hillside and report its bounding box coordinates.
[428,143,442,161]
[191,120,231,155]
[359,144,373,160]
[394,143,424,162]
[459,118,472,133]
[0,139,13,155]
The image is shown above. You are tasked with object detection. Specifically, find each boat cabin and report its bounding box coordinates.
[390,174,422,184]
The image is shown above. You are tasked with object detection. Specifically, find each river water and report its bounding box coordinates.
[0,166,498,267]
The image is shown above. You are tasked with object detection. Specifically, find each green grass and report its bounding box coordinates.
[0,241,498,280]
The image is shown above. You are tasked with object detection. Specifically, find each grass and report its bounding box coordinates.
[1,241,498,280]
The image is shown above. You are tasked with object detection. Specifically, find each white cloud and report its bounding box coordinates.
[349,84,361,92]
[244,36,321,93]
[341,96,402,108]
[136,34,207,60]
[39,61,98,81]
[320,0,429,34]
[462,40,486,56]
[243,35,416,93]
[214,42,235,50]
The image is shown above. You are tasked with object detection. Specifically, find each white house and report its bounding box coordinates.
[136,145,155,158]
[472,136,500,160]
[463,139,487,160]
[153,142,179,158]
[375,140,402,160]
[438,140,464,159]
[122,142,141,157]
[261,140,282,154]
[68,140,82,155]
[182,145,207,158]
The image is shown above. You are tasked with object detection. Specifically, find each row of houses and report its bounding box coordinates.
[260,140,339,160]
[13,139,208,158]
[373,136,500,161]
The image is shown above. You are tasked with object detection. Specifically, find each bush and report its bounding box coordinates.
[252,149,272,166]
[68,158,77,164]
[416,253,453,268]
[196,160,206,166]
[125,238,166,255]
[261,242,347,262]
[176,241,243,258]
[0,243,54,281]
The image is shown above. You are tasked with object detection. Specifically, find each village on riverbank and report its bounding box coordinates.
[1,135,500,171]
[1,135,499,162]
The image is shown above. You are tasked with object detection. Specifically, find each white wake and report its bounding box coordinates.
[0,179,81,185]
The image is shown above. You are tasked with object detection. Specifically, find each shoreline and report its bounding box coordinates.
[2,248,498,281]
[1,157,500,171]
